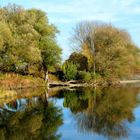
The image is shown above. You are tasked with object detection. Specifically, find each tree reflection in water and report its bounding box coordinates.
[0,94,63,140]
[62,87,139,139]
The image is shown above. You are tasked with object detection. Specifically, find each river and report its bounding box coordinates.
[0,85,140,140]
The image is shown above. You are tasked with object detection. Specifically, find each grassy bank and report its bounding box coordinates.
[0,73,45,89]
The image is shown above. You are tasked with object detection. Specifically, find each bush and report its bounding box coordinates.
[62,62,78,81]
[77,71,92,81]
[90,72,101,79]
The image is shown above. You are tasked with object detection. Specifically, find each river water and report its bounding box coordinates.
[0,85,140,140]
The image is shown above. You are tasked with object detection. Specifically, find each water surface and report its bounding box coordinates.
[0,86,140,140]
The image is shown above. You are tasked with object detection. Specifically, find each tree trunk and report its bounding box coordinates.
[45,70,49,82]
[44,70,49,88]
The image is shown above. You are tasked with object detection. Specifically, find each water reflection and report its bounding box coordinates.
[0,93,63,140]
[56,87,139,139]
[0,86,139,140]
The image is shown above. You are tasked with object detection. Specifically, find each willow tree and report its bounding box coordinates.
[72,21,140,80]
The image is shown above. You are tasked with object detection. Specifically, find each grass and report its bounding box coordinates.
[0,73,45,89]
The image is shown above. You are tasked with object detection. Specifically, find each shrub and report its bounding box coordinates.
[62,62,78,81]
[77,71,92,81]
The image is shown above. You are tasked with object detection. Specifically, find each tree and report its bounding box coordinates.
[71,21,140,80]
[0,4,62,78]
[62,62,78,80]
[67,52,88,71]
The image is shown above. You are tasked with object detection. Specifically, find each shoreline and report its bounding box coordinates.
[120,80,140,84]
[0,75,140,90]
[48,80,140,88]
[0,79,140,99]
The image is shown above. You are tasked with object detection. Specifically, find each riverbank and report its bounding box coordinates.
[49,79,140,88]
[0,73,45,90]
[120,80,140,84]
[0,77,140,100]
[1,73,140,90]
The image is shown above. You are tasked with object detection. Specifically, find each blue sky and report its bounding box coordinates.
[1,0,140,60]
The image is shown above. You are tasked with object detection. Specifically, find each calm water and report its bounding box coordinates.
[0,86,140,140]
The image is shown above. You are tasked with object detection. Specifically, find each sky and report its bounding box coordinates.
[0,0,140,60]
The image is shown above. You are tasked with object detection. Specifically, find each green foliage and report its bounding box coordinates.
[77,71,92,81]
[72,22,140,81]
[67,52,88,71]
[0,4,62,76]
[40,37,62,71]
[62,62,78,80]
